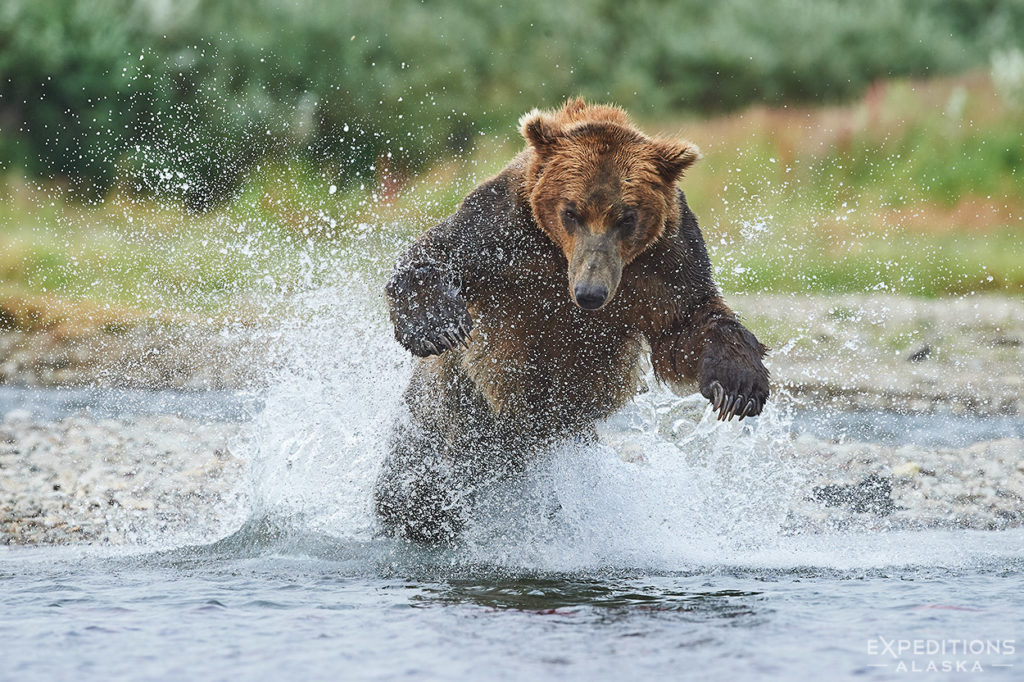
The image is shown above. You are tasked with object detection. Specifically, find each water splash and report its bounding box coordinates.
[245,229,408,540]
[240,237,806,572]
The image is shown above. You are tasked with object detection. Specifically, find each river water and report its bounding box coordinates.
[3,528,1022,681]
[2,382,1022,680]
[2,278,1022,680]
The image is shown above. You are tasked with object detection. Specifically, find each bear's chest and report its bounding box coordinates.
[462,268,646,427]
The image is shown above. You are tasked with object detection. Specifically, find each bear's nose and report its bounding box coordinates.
[574,283,608,310]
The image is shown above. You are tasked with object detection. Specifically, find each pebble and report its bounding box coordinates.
[0,408,1021,545]
[0,414,249,545]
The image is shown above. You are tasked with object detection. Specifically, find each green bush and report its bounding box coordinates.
[1,0,1021,206]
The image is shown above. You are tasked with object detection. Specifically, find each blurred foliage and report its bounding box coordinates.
[1,73,1021,311]
[1,0,1023,207]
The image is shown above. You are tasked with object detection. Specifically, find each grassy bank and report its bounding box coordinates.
[0,72,1022,330]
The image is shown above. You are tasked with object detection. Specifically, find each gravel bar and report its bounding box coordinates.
[1,411,1021,546]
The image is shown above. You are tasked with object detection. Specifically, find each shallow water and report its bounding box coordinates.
[3,529,1023,681]
[3,269,1022,679]
[3,379,1023,680]
[0,386,257,423]
[4,384,1022,447]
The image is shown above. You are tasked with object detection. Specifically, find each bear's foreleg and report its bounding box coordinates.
[649,301,770,421]
[386,261,473,358]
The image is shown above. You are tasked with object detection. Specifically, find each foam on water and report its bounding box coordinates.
[245,233,409,541]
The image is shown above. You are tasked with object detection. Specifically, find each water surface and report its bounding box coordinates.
[3,279,1021,680]
[3,529,1022,681]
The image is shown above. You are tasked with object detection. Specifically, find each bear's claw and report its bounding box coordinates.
[387,263,476,357]
[706,380,766,422]
[722,395,741,421]
[711,382,725,411]
[391,287,474,357]
[699,330,770,422]
[410,319,474,357]
[740,398,756,420]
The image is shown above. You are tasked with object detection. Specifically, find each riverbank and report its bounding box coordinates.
[1,406,1022,546]
[3,293,1021,414]
[2,291,1021,546]
[732,293,1024,415]
[0,414,248,545]
[0,298,263,389]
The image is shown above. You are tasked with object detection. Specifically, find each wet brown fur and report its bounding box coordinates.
[377,99,769,543]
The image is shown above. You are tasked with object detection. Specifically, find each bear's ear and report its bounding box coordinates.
[561,97,587,118]
[651,139,701,184]
[519,109,563,157]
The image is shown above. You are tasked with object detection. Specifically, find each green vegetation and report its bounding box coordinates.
[672,75,1024,297]
[2,0,1023,207]
[1,0,1022,323]
[1,72,1021,326]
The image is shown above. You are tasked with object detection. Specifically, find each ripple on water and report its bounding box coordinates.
[3,532,1023,682]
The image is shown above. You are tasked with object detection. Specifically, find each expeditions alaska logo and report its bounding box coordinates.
[867,637,1015,673]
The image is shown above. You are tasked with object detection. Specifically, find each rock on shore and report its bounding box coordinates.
[787,434,1024,532]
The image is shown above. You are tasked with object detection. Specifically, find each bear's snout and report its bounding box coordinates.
[567,234,622,312]
[573,283,609,310]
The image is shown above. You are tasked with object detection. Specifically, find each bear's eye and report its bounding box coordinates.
[619,209,638,235]
[561,204,580,232]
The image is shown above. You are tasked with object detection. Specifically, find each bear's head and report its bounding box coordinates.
[520,99,699,310]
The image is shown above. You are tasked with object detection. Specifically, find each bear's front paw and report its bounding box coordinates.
[699,348,770,422]
[392,288,474,358]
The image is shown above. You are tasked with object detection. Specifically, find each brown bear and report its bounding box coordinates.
[376,99,769,543]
